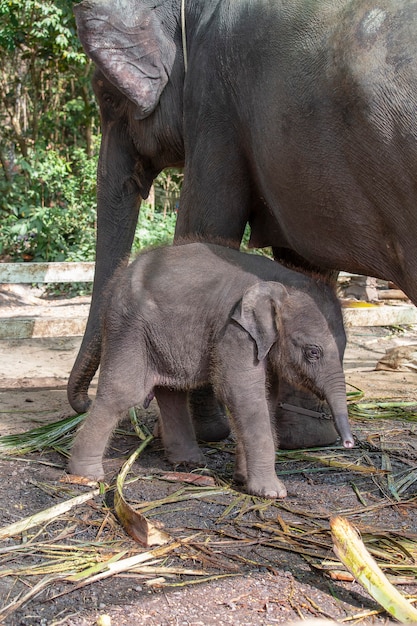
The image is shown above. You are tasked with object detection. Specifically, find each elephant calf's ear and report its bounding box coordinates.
[231,282,288,361]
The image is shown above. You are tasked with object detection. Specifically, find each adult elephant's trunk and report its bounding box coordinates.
[67,117,142,413]
[67,201,139,412]
[67,201,140,412]
[67,333,102,414]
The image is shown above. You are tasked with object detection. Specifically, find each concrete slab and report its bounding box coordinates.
[343,304,417,327]
[0,317,87,339]
[2,303,417,339]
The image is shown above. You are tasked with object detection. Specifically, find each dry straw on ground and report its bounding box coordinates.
[1,398,417,623]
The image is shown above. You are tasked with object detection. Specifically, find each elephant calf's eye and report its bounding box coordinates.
[303,345,323,362]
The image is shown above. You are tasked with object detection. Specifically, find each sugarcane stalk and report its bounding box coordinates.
[331,516,417,623]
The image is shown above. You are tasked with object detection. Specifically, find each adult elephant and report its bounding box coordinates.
[68,0,417,448]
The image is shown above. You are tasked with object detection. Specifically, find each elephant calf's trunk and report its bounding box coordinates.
[327,391,355,449]
[333,412,354,448]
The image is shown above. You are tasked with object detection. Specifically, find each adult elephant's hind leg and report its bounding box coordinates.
[275,381,338,449]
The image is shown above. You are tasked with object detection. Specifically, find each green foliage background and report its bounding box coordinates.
[0,0,180,264]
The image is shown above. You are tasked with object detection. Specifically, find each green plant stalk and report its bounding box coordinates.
[353,401,417,409]
[112,434,172,546]
[0,413,86,456]
[67,541,182,584]
[0,488,100,540]
[331,516,417,623]
[128,407,151,441]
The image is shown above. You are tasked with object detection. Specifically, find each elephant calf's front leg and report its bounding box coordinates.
[216,353,286,498]
[233,413,287,499]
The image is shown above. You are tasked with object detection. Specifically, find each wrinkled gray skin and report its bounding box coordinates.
[68,243,353,498]
[68,0,417,446]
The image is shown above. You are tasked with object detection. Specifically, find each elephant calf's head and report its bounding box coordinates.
[232,281,354,449]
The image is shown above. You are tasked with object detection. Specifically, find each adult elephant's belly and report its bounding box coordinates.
[249,146,417,302]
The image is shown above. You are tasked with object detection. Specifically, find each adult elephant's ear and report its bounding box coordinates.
[231,282,288,362]
[74,0,176,119]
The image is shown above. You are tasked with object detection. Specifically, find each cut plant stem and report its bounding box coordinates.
[0,489,100,540]
[113,434,171,546]
[331,516,417,623]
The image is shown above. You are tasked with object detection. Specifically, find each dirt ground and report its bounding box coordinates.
[1,286,417,626]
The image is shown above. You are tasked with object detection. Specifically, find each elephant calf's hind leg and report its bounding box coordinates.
[69,343,150,480]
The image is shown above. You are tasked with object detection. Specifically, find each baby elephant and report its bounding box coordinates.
[69,242,354,498]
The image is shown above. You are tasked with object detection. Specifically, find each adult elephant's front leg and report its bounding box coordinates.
[175,135,252,443]
[155,387,205,466]
[189,388,230,442]
[274,380,338,449]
